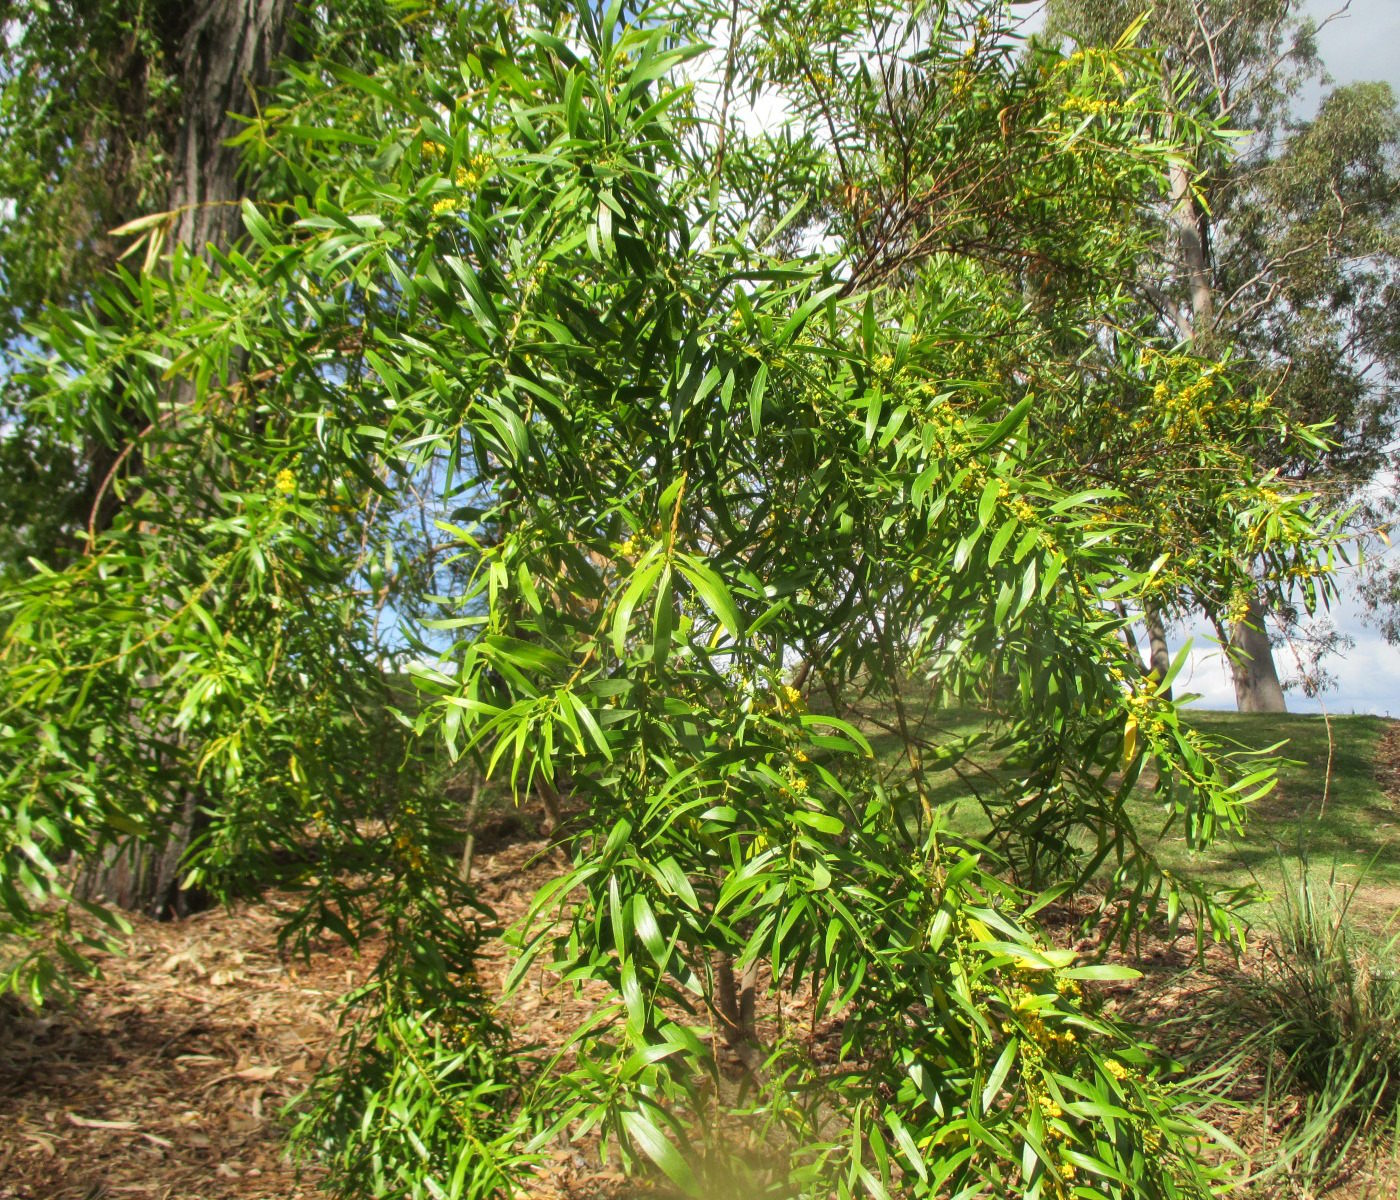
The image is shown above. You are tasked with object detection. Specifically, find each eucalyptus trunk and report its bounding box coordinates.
[1163,109,1292,711]
[1143,603,1173,699]
[1229,592,1287,713]
[79,0,292,918]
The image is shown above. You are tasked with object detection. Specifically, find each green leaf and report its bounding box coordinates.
[675,556,742,639]
[1061,964,1143,981]
[748,361,769,436]
[971,394,1032,453]
[977,476,1001,528]
[620,1108,697,1195]
[790,809,844,836]
[981,1038,1018,1115]
[614,556,662,658]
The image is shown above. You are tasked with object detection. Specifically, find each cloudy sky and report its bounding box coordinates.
[1306,0,1400,89]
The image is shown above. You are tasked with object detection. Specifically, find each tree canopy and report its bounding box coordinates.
[0,1,1349,1196]
[1047,0,1400,707]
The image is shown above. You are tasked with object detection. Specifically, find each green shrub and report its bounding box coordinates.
[1236,863,1400,1190]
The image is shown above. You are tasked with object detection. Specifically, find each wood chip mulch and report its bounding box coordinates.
[6,788,1399,1200]
[0,829,632,1200]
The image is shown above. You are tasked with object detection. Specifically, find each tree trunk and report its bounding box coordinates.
[1229,592,1287,713]
[76,788,206,920]
[1163,108,1290,711]
[1143,603,1173,699]
[79,0,293,917]
[171,0,293,256]
[458,778,486,883]
[1165,156,1215,339]
[713,951,762,1072]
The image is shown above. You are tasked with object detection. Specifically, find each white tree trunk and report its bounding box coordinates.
[1229,593,1287,713]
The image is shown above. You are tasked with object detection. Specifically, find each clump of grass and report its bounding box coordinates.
[1236,862,1400,1192]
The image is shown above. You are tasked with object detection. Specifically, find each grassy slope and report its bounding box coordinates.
[866,701,1400,930]
[1133,711,1400,930]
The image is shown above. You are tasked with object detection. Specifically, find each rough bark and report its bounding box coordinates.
[170,0,293,256]
[1229,592,1288,713]
[80,0,293,917]
[713,951,762,1072]
[76,788,206,920]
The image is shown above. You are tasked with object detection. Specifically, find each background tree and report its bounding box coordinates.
[1046,0,1400,711]
[0,0,483,915]
[0,0,293,570]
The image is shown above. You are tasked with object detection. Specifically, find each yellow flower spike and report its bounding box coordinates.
[275,468,296,494]
[1105,1058,1128,1079]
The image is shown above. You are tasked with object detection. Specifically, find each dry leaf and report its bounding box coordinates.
[66,1113,140,1131]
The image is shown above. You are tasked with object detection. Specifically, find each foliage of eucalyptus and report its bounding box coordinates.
[1046,0,1400,693]
[0,0,1348,1195]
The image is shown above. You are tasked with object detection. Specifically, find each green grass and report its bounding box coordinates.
[1127,711,1400,931]
[862,699,1400,931]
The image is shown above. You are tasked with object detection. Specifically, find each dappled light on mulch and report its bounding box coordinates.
[0,899,347,1200]
[4,784,1400,1199]
[0,830,649,1200]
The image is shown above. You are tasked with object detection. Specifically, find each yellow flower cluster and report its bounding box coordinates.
[770,683,806,715]
[1032,1091,1063,1120]
[393,829,424,871]
[1104,1058,1129,1080]
[1224,587,1252,626]
[1062,93,1116,115]
[455,152,493,189]
[439,1019,475,1050]
[274,468,296,494]
[429,152,494,216]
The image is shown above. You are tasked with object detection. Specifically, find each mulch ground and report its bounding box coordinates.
[0,831,634,1200]
[5,743,1400,1200]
